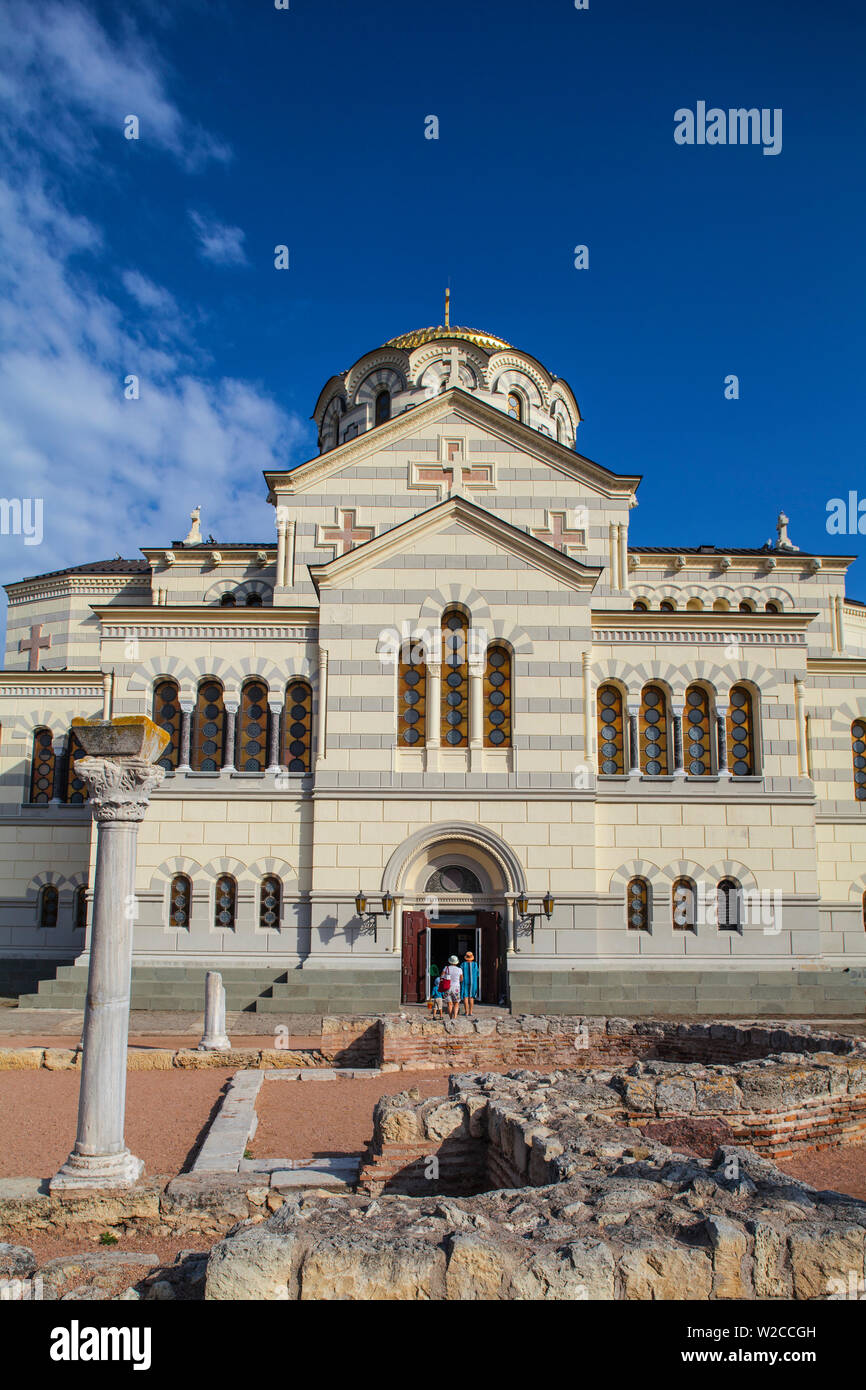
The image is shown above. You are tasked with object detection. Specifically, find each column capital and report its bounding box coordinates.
[78,756,165,823]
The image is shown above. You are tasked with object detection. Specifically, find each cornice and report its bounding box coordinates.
[92,606,319,640]
[592,611,816,645]
[309,494,602,593]
[6,577,151,606]
[807,656,866,673]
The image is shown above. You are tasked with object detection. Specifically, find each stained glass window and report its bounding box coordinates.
[260,875,282,929]
[152,680,181,771]
[214,874,236,930]
[282,681,312,772]
[853,721,866,801]
[727,686,755,777]
[441,610,469,747]
[597,685,625,775]
[640,685,669,776]
[627,877,650,931]
[398,640,426,748]
[684,685,712,777]
[29,727,55,803]
[507,391,522,421]
[64,731,88,804]
[169,874,191,929]
[38,884,58,929]
[424,865,483,893]
[238,681,269,772]
[672,877,696,930]
[484,644,511,747]
[192,681,225,772]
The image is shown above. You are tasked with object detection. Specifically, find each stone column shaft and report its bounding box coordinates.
[267,703,283,772]
[178,704,193,772]
[672,705,685,778]
[469,664,484,751]
[426,662,441,749]
[716,710,730,779]
[223,703,238,771]
[316,651,328,764]
[627,705,641,775]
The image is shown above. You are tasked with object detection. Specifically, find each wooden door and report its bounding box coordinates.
[401,910,428,1003]
[477,910,500,1004]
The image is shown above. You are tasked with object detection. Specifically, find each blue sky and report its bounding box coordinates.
[0,0,864,597]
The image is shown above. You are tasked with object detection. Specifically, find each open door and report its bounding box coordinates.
[401,910,428,1003]
[477,910,500,1005]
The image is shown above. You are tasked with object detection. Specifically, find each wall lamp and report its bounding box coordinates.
[515,891,555,943]
[355,891,395,941]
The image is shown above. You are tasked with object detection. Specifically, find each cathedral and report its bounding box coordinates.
[2,315,865,1015]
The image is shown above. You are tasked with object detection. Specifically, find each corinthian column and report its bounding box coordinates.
[51,718,168,1191]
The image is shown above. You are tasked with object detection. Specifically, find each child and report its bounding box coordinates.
[430,969,446,1018]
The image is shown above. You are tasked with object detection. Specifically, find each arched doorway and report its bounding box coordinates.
[382,823,526,1007]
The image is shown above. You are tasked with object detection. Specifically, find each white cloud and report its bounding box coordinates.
[0,2,312,597]
[189,210,249,267]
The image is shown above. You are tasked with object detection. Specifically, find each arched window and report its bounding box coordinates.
[441,609,469,747]
[168,873,191,930]
[29,727,56,803]
[659,600,675,613]
[686,598,703,612]
[425,865,483,893]
[738,599,755,613]
[238,681,269,772]
[259,875,282,930]
[507,391,523,422]
[152,680,181,771]
[191,680,225,772]
[374,389,391,425]
[713,598,730,612]
[684,685,712,777]
[74,886,88,932]
[852,720,866,800]
[717,878,742,930]
[633,600,649,612]
[219,593,237,607]
[484,644,511,747]
[38,884,58,929]
[626,876,650,931]
[765,601,780,614]
[245,593,263,607]
[282,680,312,772]
[640,685,669,775]
[214,874,237,930]
[398,637,426,748]
[597,685,625,775]
[672,877,697,931]
[727,686,756,776]
[64,730,88,804]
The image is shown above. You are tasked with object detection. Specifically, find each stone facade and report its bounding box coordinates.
[1,322,865,1012]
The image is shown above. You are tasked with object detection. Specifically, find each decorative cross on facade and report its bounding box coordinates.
[531,511,586,556]
[315,507,374,556]
[19,623,51,670]
[409,438,496,500]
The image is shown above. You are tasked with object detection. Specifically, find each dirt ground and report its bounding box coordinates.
[251,1071,450,1159]
[0,1067,235,1178]
[775,1142,866,1202]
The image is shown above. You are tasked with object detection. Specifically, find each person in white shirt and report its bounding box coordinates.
[440,956,463,1018]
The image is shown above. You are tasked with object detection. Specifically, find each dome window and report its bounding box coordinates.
[507,391,523,423]
[374,389,391,425]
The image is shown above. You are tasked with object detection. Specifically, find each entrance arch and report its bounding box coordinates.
[382,822,525,1007]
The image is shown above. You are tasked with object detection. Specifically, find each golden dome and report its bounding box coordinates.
[385,325,512,353]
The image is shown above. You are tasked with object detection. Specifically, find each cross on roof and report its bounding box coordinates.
[531,511,586,555]
[19,623,51,671]
[315,508,374,556]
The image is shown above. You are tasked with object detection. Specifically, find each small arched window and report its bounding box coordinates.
[765,601,780,614]
[192,680,226,772]
[374,389,391,425]
[686,598,703,612]
[738,599,755,613]
[640,685,669,775]
[168,873,191,930]
[238,681,269,772]
[633,600,648,612]
[659,600,675,613]
[64,730,88,804]
[282,681,312,772]
[219,593,237,607]
[38,884,58,929]
[717,878,742,931]
[441,609,469,747]
[507,391,523,422]
[74,885,88,931]
[672,877,697,931]
[597,685,625,775]
[851,720,866,800]
[484,644,512,747]
[626,876,650,931]
[30,727,56,803]
[214,874,237,930]
[398,637,427,748]
[727,686,756,776]
[152,679,181,771]
[259,875,282,930]
[713,598,730,612]
[245,593,263,607]
[684,685,712,777]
